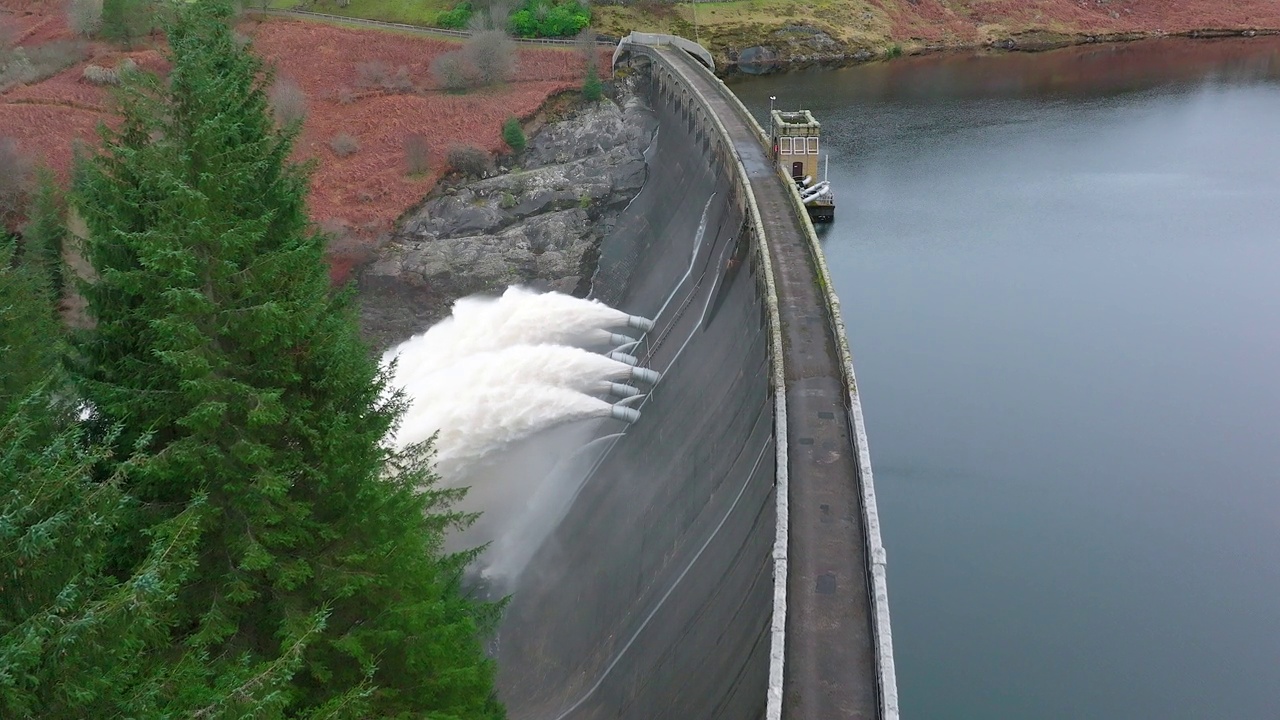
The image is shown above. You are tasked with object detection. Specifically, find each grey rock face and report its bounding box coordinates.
[359,91,657,351]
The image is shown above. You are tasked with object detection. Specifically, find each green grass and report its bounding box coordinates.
[267,0,457,26]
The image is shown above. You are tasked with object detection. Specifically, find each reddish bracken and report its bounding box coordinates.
[2,7,608,282]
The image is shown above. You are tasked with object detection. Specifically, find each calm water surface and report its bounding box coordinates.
[733,39,1280,719]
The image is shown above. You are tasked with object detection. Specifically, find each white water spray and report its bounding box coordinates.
[384,284,657,477]
[397,384,618,480]
[382,287,659,579]
[384,286,649,381]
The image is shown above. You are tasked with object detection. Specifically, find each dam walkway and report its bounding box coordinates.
[616,37,898,720]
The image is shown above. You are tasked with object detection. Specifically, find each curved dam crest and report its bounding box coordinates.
[387,38,894,719]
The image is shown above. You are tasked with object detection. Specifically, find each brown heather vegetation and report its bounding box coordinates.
[1,5,609,282]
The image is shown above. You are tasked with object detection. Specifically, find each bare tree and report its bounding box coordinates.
[355,60,388,89]
[384,65,413,93]
[431,51,471,92]
[467,0,510,32]
[464,30,514,87]
[269,76,307,126]
[575,26,599,70]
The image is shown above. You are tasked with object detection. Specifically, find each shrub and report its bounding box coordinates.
[436,1,473,29]
[0,49,37,88]
[464,30,514,86]
[269,77,307,125]
[404,133,430,176]
[500,191,516,209]
[67,0,103,36]
[1,41,89,90]
[431,51,471,92]
[582,61,602,101]
[82,57,136,87]
[355,60,388,88]
[508,0,588,38]
[337,86,355,104]
[384,65,414,93]
[83,64,117,85]
[329,133,359,158]
[502,116,526,152]
[447,144,491,178]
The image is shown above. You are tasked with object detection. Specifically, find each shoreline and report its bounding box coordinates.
[719,27,1280,78]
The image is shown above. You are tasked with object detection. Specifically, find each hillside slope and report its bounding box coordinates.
[592,0,1280,70]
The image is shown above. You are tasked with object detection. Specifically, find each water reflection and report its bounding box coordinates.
[731,37,1280,105]
[736,38,1280,720]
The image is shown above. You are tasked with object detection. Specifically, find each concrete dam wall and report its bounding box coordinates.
[492,43,894,719]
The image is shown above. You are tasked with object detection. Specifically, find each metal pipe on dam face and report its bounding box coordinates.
[493,60,775,719]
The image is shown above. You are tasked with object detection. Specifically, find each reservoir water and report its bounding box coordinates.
[733,39,1280,719]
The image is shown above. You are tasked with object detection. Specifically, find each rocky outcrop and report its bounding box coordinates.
[358,84,657,351]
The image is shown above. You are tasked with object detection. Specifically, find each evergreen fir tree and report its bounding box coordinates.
[0,399,211,717]
[0,236,200,717]
[99,0,155,47]
[73,2,504,716]
[0,237,61,416]
[20,167,68,299]
[502,116,526,153]
[582,62,602,102]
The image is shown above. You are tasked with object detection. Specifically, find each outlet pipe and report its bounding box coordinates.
[629,367,661,385]
[626,315,655,332]
[607,333,638,347]
[607,382,642,398]
[609,405,641,424]
[613,393,645,408]
[608,351,639,366]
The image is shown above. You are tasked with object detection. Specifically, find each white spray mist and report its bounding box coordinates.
[382,286,656,577]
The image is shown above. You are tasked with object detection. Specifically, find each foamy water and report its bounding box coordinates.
[384,286,654,480]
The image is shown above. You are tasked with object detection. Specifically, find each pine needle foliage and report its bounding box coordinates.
[501,116,525,153]
[1,238,213,717]
[582,62,602,102]
[0,238,61,417]
[21,167,68,299]
[72,2,504,716]
[0,401,214,717]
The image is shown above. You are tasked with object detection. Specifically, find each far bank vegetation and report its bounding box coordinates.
[432,12,517,91]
